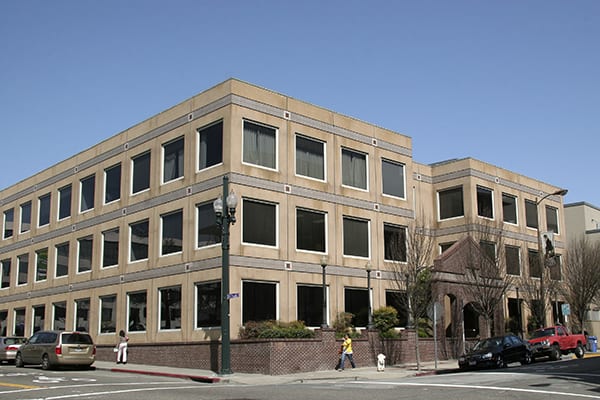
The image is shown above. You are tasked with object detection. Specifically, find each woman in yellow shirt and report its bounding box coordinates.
[338,334,356,371]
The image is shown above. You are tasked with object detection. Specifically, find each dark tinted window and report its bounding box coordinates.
[62,332,93,344]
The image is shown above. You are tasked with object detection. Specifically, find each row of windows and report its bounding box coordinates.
[1,119,407,241]
[439,185,561,233]
[0,198,408,289]
[0,281,410,336]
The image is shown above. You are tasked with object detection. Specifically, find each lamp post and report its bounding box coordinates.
[213,176,238,375]
[516,286,522,338]
[320,256,328,329]
[365,261,373,329]
[535,188,567,328]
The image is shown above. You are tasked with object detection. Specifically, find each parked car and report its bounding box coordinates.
[458,333,532,369]
[0,337,26,364]
[528,325,586,361]
[15,331,95,370]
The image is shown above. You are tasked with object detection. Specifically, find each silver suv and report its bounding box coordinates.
[16,331,95,370]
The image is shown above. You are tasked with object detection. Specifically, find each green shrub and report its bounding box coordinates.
[373,306,401,338]
[239,320,315,339]
[333,312,360,338]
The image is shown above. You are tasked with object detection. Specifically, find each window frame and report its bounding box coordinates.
[20,201,32,233]
[17,254,28,286]
[3,208,14,239]
[383,222,407,262]
[35,248,48,282]
[546,205,560,234]
[129,219,150,263]
[131,151,151,195]
[242,198,278,248]
[158,286,182,331]
[295,207,327,254]
[160,209,183,256]
[101,228,119,269]
[77,236,93,274]
[74,298,90,332]
[99,295,117,334]
[476,185,494,219]
[381,158,406,199]
[295,134,325,182]
[127,290,147,332]
[195,280,221,329]
[505,245,521,276]
[342,216,370,259]
[58,184,72,221]
[196,201,221,249]
[242,280,278,324]
[79,175,96,213]
[438,186,464,221]
[502,193,518,225]
[55,242,69,278]
[341,147,368,191]
[104,163,122,205]
[242,119,278,171]
[38,193,51,227]
[197,120,223,172]
[297,284,328,327]
[1,259,11,289]
[525,199,539,229]
[162,136,185,184]
[52,301,67,331]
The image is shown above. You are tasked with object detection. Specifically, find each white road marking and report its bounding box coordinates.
[352,381,600,399]
[18,385,202,399]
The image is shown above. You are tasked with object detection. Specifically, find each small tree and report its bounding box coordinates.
[562,237,600,332]
[373,306,400,338]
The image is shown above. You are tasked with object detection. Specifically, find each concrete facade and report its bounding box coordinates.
[0,79,567,368]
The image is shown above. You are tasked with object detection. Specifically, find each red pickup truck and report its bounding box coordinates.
[528,325,586,361]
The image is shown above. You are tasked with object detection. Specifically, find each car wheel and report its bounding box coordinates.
[495,354,505,368]
[574,344,585,359]
[550,345,561,361]
[521,351,532,365]
[15,353,24,368]
[41,354,52,371]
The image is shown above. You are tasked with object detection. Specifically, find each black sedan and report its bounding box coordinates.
[458,333,532,369]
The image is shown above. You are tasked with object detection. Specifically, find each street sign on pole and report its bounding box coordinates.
[561,303,571,316]
[226,293,239,300]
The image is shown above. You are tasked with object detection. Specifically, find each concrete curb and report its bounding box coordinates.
[99,366,222,384]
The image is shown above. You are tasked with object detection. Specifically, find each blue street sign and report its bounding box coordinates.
[226,293,239,299]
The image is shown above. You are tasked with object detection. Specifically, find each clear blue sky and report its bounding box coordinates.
[1,1,598,204]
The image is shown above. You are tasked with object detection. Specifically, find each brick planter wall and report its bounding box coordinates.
[96,329,447,375]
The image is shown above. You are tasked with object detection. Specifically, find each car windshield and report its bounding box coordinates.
[4,337,25,345]
[530,328,555,339]
[62,333,93,345]
[473,337,502,350]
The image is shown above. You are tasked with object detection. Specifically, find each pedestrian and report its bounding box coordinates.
[116,330,129,364]
[338,333,356,371]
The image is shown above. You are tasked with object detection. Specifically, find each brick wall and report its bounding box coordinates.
[96,329,447,375]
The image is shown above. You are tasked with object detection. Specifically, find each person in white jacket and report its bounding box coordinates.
[116,330,129,364]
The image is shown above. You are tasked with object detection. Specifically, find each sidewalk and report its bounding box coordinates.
[93,358,460,385]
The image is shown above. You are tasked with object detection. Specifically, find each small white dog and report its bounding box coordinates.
[377,353,386,372]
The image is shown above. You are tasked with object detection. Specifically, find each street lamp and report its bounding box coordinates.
[535,188,567,328]
[213,176,238,375]
[365,261,373,329]
[320,256,328,329]
[515,286,522,338]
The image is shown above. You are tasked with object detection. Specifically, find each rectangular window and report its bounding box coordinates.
[38,193,51,227]
[78,236,93,273]
[104,163,121,204]
[341,148,367,190]
[196,281,221,328]
[75,298,90,332]
[242,281,276,323]
[345,287,368,327]
[17,254,28,285]
[198,121,223,170]
[295,135,324,180]
[58,185,72,220]
[525,199,538,229]
[35,248,48,282]
[505,245,521,276]
[197,202,220,248]
[55,242,69,277]
[440,242,455,254]
[1,259,10,289]
[3,208,14,239]
[296,208,326,253]
[32,305,45,333]
[80,175,95,212]
[479,241,496,263]
[242,199,277,247]
[546,206,559,234]
[384,223,407,262]
[477,186,494,219]
[132,151,151,194]
[297,285,324,327]
[163,137,184,183]
[161,210,183,255]
[159,286,182,330]
[0,310,7,336]
[386,290,409,327]
[438,187,464,220]
[528,249,541,278]
[343,216,369,258]
[502,193,518,224]
[14,308,25,336]
[53,302,66,330]
[102,228,119,268]
[20,201,31,233]
[382,159,405,198]
[550,254,562,281]
[243,120,276,169]
[130,220,149,262]
[100,295,116,333]
[128,291,147,332]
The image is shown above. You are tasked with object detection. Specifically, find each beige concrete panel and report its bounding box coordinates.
[286,97,335,126]
[229,79,288,111]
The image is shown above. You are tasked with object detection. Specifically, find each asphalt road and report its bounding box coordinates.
[1,357,599,400]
